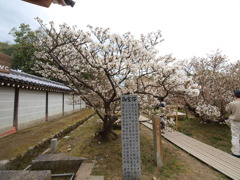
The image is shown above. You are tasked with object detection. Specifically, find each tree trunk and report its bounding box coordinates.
[97,115,118,141]
[102,122,113,140]
[185,102,199,117]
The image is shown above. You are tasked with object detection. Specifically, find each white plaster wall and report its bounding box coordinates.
[64,94,74,112]
[18,89,45,126]
[0,87,83,134]
[74,98,81,111]
[48,92,62,116]
[0,86,14,131]
[64,94,86,112]
[79,98,86,110]
[73,95,86,111]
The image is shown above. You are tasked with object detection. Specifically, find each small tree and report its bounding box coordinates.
[0,41,15,56]
[9,23,40,74]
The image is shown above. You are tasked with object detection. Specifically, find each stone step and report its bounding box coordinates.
[31,154,86,174]
[74,163,104,180]
[75,162,94,179]
[90,176,104,180]
[0,170,51,180]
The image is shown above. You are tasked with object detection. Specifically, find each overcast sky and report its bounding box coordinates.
[1,0,240,62]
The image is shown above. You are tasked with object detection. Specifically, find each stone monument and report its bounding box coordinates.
[121,95,141,180]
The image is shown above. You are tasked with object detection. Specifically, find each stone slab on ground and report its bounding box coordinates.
[89,176,104,180]
[0,170,51,180]
[0,160,9,170]
[31,153,86,173]
[74,162,104,180]
[75,162,94,179]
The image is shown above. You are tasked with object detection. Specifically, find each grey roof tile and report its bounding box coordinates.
[0,70,71,91]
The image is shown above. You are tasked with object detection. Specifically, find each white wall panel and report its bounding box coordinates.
[64,94,74,112]
[18,89,45,124]
[80,100,86,109]
[74,95,85,111]
[0,87,82,134]
[0,86,14,129]
[49,92,62,116]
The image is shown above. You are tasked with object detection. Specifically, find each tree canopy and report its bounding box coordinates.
[183,50,240,123]
[0,23,40,74]
[33,18,199,140]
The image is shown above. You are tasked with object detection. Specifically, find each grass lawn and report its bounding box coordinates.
[178,116,232,154]
[57,114,228,180]
[0,109,94,169]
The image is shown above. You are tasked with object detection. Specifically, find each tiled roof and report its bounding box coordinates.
[0,70,72,92]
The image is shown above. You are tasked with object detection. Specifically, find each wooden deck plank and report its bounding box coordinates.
[166,131,240,163]
[167,137,240,179]
[139,115,240,180]
[171,131,240,167]
[165,132,238,167]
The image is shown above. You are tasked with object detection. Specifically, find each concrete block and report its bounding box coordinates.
[90,176,104,180]
[50,138,58,153]
[31,153,86,173]
[0,160,10,170]
[0,170,51,180]
[75,163,94,179]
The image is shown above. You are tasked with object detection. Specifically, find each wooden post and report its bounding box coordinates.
[184,104,189,120]
[80,98,81,110]
[73,94,75,111]
[45,91,48,121]
[152,116,163,167]
[175,98,179,131]
[62,93,64,116]
[13,87,19,130]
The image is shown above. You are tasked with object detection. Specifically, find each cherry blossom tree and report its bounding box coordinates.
[33,18,200,139]
[33,18,166,140]
[183,50,240,123]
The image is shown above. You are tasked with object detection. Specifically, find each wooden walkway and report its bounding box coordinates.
[139,115,240,180]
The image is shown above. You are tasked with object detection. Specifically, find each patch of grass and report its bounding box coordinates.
[57,116,188,179]
[140,126,187,179]
[58,115,122,178]
[178,117,232,153]
[0,109,94,161]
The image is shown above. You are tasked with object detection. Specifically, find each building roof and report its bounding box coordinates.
[0,70,72,92]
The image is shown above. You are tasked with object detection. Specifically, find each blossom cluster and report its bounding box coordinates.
[196,102,221,121]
